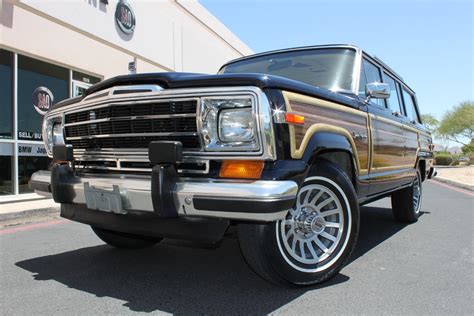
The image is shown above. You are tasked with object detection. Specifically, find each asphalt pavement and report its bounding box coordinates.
[1,180,473,315]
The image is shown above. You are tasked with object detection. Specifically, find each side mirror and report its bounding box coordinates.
[365,82,390,102]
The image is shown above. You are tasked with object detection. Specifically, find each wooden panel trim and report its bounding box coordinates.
[369,113,430,137]
[283,91,367,118]
[282,91,366,175]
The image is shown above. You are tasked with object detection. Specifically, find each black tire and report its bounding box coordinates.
[391,170,423,223]
[238,159,360,287]
[91,226,162,249]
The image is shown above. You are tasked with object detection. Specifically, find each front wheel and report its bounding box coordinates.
[91,226,162,249]
[238,160,360,286]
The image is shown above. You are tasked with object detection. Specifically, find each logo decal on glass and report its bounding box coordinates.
[32,87,54,116]
[115,0,136,35]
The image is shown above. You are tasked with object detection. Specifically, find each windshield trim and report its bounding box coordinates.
[219,45,362,95]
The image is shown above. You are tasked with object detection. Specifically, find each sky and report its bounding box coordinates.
[200,0,473,122]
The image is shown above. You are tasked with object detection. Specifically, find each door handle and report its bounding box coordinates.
[391,111,401,117]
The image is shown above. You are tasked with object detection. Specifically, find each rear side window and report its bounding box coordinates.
[382,72,403,114]
[402,89,419,123]
[360,59,385,107]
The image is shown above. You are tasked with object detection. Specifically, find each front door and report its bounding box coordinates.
[368,104,407,193]
[360,58,408,195]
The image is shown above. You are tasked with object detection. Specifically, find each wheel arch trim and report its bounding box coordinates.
[292,124,361,176]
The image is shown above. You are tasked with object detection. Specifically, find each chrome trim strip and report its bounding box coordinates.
[31,171,297,222]
[63,97,199,115]
[66,132,198,141]
[82,84,163,102]
[64,113,196,127]
[75,159,210,174]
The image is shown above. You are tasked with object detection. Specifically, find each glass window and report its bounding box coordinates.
[359,63,368,97]
[382,72,403,114]
[18,55,69,141]
[0,49,13,139]
[361,59,385,107]
[221,48,356,92]
[402,89,419,123]
[18,142,50,194]
[0,143,13,195]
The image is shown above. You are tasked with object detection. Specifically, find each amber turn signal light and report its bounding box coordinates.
[219,160,264,179]
[285,113,305,125]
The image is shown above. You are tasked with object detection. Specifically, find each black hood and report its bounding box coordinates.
[52,72,358,110]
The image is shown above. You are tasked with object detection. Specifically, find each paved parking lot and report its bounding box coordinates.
[1,180,473,315]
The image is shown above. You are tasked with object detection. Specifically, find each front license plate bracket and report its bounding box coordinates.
[84,182,127,214]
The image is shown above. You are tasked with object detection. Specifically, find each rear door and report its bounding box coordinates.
[399,88,421,168]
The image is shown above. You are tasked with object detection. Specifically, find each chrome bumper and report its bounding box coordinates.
[30,170,298,222]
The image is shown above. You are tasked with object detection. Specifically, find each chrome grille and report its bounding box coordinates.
[64,100,196,123]
[64,99,200,150]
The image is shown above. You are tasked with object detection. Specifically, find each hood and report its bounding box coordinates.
[52,72,358,110]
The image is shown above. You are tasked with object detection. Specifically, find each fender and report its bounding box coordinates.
[291,124,361,176]
[259,128,359,187]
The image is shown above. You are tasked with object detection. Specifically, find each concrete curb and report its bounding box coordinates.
[433,177,474,191]
[0,207,60,223]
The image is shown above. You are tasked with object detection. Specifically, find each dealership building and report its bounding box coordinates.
[0,0,252,201]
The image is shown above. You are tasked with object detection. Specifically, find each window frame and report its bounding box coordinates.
[0,48,103,199]
[401,88,421,123]
[0,49,14,140]
[360,58,387,109]
[381,70,404,115]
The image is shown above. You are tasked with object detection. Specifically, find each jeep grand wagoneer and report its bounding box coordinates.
[30,44,435,286]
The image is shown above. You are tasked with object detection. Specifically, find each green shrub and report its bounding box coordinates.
[434,153,454,165]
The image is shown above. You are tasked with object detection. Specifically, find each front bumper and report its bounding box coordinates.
[30,169,298,222]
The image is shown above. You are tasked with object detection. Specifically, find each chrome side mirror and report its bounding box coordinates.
[365,82,390,102]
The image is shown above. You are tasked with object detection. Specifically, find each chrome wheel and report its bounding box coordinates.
[413,172,422,214]
[276,176,351,272]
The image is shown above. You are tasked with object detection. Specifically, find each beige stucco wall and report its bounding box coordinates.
[0,0,252,79]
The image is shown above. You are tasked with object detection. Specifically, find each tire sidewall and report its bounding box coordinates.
[413,170,423,215]
[262,161,360,285]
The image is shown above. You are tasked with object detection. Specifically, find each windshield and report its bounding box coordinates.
[220,48,356,92]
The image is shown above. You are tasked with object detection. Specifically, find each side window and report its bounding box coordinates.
[402,89,419,123]
[382,72,403,114]
[359,64,367,97]
[361,59,385,107]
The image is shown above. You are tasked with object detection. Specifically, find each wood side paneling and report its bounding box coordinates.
[403,127,419,167]
[370,116,406,170]
[288,100,369,174]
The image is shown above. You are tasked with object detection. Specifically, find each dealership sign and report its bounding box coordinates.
[115,0,135,34]
[32,87,53,115]
[0,143,47,157]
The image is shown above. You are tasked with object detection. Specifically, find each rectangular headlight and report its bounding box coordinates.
[218,107,254,142]
[200,97,258,151]
[42,115,63,156]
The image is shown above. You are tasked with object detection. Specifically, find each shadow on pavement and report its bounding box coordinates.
[350,205,423,263]
[15,205,413,314]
